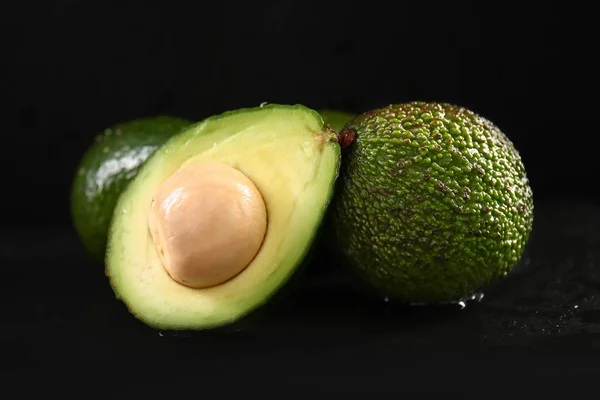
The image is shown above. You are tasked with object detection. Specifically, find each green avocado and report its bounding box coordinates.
[319,109,355,133]
[70,116,192,262]
[332,102,534,304]
[106,104,341,330]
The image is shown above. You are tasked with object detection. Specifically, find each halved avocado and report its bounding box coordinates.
[105,104,341,330]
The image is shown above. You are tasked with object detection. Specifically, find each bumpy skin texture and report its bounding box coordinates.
[333,102,534,303]
[71,116,191,262]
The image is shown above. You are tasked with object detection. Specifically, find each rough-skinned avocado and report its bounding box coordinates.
[106,104,341,330]
[332,102,534,304]
[71,116,191,262]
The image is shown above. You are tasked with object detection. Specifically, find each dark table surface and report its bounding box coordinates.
[5,197,600,395]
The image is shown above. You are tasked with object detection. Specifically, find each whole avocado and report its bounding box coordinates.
[332,102,534,304]
[70,116,192,262]
[319,109,355,133]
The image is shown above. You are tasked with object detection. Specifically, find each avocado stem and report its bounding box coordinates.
[340,129,356,152]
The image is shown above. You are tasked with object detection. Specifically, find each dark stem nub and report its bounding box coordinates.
[340,129,356,152]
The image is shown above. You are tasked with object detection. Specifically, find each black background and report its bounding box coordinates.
[4,1,600,395]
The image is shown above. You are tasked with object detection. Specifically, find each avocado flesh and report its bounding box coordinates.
[106,105,341,330]
[319,109,355,133]
[332,102,534,304]
[71,116,191,262]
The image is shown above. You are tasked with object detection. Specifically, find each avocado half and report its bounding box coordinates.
[105,104,341,330]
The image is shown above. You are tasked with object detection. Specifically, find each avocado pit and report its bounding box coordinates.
[148,162,268,289]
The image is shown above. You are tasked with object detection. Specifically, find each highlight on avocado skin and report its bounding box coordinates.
[331,101,534,305]
[70,116,192,263]
[105,104,341,331]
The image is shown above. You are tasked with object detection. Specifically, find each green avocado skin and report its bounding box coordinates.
[319,109,355,133]
[332,102,534,304]
[70,116,192,262]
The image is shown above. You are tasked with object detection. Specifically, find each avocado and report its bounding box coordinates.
[319,109,355,133]
[332,102,534,304]
[71,116,192,262]
[105,104,341,330]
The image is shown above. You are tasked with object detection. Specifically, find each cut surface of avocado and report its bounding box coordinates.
[105,104,341,330]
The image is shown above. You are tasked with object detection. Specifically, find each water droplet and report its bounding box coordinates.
[158,331,164,337]
[260,102,268,107]
[383,296,390,303]
[458,301,466,309]
[574,305,579,309]
[471,292,485,302]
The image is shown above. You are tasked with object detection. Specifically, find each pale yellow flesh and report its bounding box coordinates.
[106,108,339,330]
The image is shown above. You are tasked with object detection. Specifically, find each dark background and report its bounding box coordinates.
[4,1,600,395]
[4,2,599,227]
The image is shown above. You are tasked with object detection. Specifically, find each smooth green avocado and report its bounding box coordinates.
[319,109,355,133]
[71,116,192,262]
[106,104,341,330]
[332,101,534,304]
